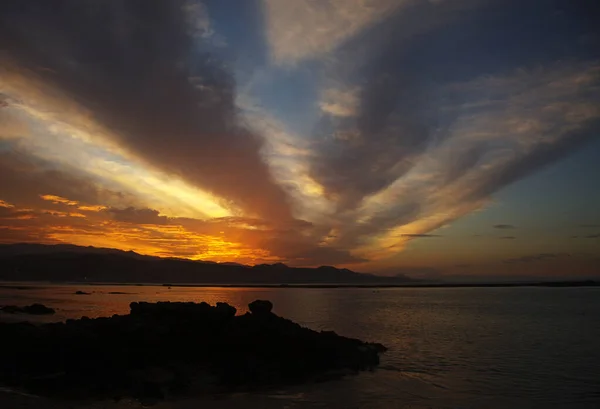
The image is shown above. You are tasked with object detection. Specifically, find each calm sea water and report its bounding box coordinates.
[1,284,599,409]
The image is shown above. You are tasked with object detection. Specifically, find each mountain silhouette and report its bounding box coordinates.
[0,243,411,285]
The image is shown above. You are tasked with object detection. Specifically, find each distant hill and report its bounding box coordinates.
[0,243,412,285]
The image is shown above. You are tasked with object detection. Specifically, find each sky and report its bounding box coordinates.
[0,0,599,279]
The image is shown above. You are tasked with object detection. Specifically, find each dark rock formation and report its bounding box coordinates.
[0,303,55,315]
[0,300,386,403]
[248,299,273,315]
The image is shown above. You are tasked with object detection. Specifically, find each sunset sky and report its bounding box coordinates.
[1,0,599,279]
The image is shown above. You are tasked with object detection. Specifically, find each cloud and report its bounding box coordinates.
[182,0,214,40]
[493,224,515,229]
[40,194,78,206]
[302,0,600,259]
[107,207,170,225]
[0,200,15,208]
[1,0,293,222]
[262,0,404,65]
[319,87,360,118]
[78,205,108,212]
[500,236,516,240]
[258,236,364,266]
[400,234,441,238]
[503,253,561,264]
[0,151,135,211]
[0,206,36,221]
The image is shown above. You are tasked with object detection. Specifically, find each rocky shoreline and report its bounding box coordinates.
[0,300,386,405]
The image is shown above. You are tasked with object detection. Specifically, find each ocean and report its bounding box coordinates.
[1,284,599,409]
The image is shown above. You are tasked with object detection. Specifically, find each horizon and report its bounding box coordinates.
[1,1,599,280]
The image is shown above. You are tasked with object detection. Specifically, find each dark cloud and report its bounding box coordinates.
[400,234,441,238]
[0,150,136,209]
[107,207,169,225]
[259,236,364,267]
[571,234,600,239]
[503,253,561,264]
[334,201,422,248]
[493,224,515,229]
[500,236,516,240]
[579,224,600,228]
[0,0,292,222]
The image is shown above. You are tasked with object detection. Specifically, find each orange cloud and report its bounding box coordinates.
[40,194,79,206]
[0,199,15,208]
[78,205,107,212]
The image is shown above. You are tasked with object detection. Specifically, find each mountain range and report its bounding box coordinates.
[0,243,411,285]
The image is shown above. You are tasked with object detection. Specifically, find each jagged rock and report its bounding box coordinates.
[248,299,273,315]
[0,300,386,403]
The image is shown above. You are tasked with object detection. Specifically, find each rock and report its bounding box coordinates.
[0,305,21,314]
[215,302,237,318]
[0,300,385,402]
[248,299,273,315]
[1,303,55,315]
[22,303,55,315]
[75,290,91,295]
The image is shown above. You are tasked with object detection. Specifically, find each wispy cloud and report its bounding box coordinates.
[262,0,404,65]
[575,234,600,239]
[494,224,516,229]
[503,253,561,264]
